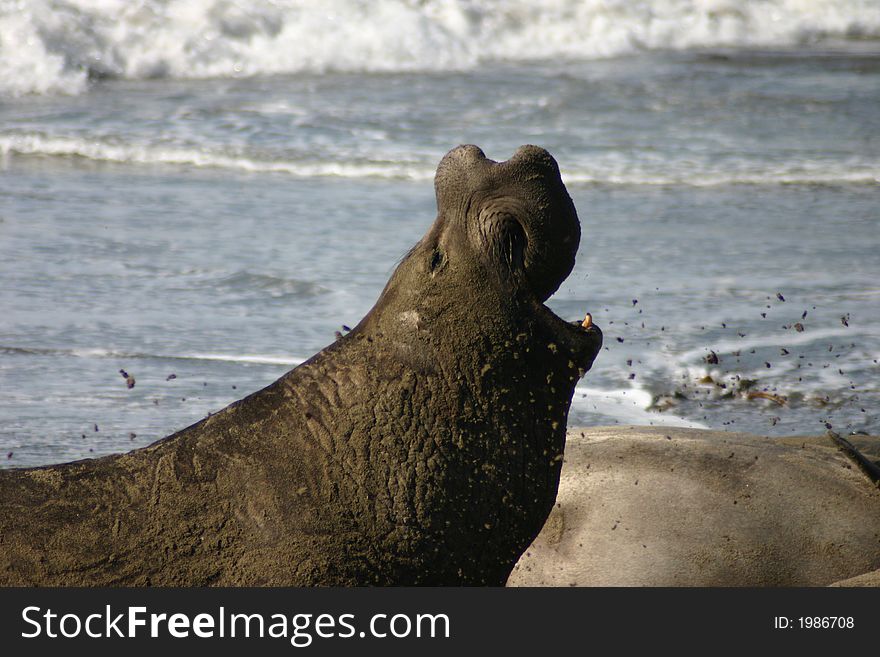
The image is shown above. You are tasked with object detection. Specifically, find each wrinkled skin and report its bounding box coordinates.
[0,145,602,586]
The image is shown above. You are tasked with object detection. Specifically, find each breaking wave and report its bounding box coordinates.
[3,131,877,186]
[2,0,879,96]
[0,344,303,366]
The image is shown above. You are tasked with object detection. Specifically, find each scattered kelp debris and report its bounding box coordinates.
[119,369,135,389]
[746,391,787,406]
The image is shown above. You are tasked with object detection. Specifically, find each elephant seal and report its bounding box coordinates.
[830,568,880,587]
[0,145,603,586]
[508,426,880,587]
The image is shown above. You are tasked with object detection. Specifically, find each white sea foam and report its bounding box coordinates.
[561,167,880,187]
[0,133,437,179]
[1,343,304,366]
[3,132,877,186]
[185,353,304,366]
[673,326,858,363]
[2,0,878,96]
[573,383,709,428]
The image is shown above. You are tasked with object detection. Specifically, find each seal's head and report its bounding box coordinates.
[433,144,580,302]
[360,144,601,375]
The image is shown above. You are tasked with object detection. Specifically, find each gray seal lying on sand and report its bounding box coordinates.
[509,426,880,586]
[0,145,603,586]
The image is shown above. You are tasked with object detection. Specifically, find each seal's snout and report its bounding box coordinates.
[433,144,582,302]
[500,146,580,303]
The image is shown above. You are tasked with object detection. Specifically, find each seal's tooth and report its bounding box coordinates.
[581,313,593,329]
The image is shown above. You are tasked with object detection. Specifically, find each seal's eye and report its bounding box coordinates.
[429,248,445,274]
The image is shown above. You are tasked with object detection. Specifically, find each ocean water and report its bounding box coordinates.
[1,0,879,468]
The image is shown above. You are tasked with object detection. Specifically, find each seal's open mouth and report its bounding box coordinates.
[576,312,603,374]
[539,302,603,376]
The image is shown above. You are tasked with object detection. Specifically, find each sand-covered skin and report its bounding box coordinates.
[509,426,880,587]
